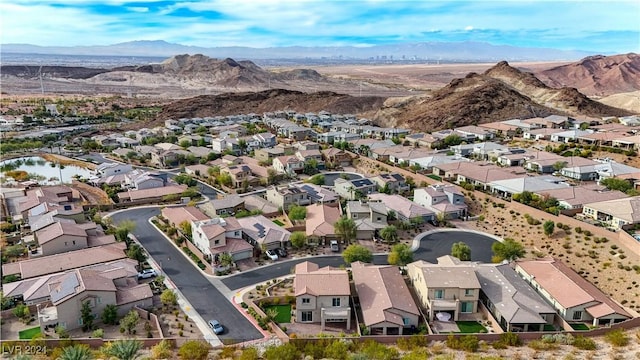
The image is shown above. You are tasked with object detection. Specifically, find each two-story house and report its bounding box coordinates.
[407,260,481,322]
[352,262,420,335]
[272,156,305,175]
[191,217,253,262]
[370,173,410,194]
[334,178,378,200]
[95,162,133,177]
[413,184,467,220]
[368,193,435,223]
[265,185,311,211]
[294,261,351,330]
[34,221,90,256]
[345,200,388,240]
[222,165,254,189]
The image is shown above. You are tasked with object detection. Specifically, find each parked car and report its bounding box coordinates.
[265,249,279,261]
[137,269,157,279]
[275,248,288,258]
[208,319,224,335]
[330,240,340,252]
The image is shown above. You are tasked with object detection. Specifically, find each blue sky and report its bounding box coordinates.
[1,0,639,53]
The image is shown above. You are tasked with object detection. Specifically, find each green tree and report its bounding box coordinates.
[267,168,278,185]
[442,134,463,147]
[552,161,567,172]
[334,216,357,244]
[115,220,136,243]
[303,158,319,175]
[387,243,413,266]
[306,174,325,185]
[238,139,248,155]
[12,303,30,322]
[178,340,211,360]
[160,289,178,307]
[179,221,192,238]
[216,173,232,187]
[379,225,398,243]
[451,242,471,261]
[80,300,95,332]
[119,309,140,335]
[342,244,373,264]
[288,205,307,221]
[0,291,12,310]
[126,244,147,268]
[600,177,633,193]
[101,304,118,325]
[219,253,234,268]
[58,344,94,360]
[492,238,525,263]
[179,140,192,149]
[102,339,142,360]
[543,220,555,238]
[290,231,307,249]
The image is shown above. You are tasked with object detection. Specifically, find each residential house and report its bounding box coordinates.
[295,149,325,169]
[370,173,410,193]
[612,135,640,150]
[265,185,311,211]
[404,133,442,149]
[523,128,558,140]
[95,163,133,177]
[191,217,253,262]
[34,221,90,256]
[550,129,593,143]
[305,204,342,244]
[236,215,291,250]
[409,156,468,173]
[478,121,519,137]
[352,262,420,335]
[413,184,467,219]
[117,185,187,203]
[489,176,569,198]
[334,178,378,200]
[582,196,640,229]
[345,200,388,240]
[454,163,526,190]
[407,259,481,321]
[368,193,435,222]
[221,165,254,189]
[255,147,286,163]
[125,170,166,190]
[273,156,305,175]
[187,146,213,159]
[515,259,632,326]
[201,195,245,216]
[161,206,209,228]
[539,185,628,211]
[44,260,152,330]
[292,183,339,205]
[524,153,586,174]
[454,126,496,141]
[243,195,280,217]
[322,148,353,168]
[184,164,211,177]
[294,261,351,330]
[560,159,637,181]
[253,132,277,148]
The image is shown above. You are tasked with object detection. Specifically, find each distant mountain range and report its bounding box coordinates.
[1,40,596,62]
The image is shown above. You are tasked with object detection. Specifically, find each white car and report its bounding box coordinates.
[330,240,340,252]
[137,269,157,279]
[265,249,278,261]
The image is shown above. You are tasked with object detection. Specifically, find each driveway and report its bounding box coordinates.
[110,207,262,343]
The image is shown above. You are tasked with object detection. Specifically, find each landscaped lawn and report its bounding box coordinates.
[456,321,487,333]
[570,323,590,331]
[19,326,42,340]
[263,304,291,323]
[543,324,556,331]
[272,219,285,226]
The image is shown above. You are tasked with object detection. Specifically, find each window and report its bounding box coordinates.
[65,242,68,246]
[301,311,313,322]
[332,298,341,307]
[302,298,310,304]
[72,240,76,245]
[214,240,220,245]
[465,289,474,297]
[434,290,444,299]
[461,302,474,313]
[403,318,411,326]
[573,311,582,320]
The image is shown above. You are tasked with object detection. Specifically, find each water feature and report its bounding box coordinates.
[0,156,93,185]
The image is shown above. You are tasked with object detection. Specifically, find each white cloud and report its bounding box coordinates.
[465,26,474,31]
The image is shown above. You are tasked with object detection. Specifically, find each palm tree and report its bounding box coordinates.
[380,225,398,243]
[102,339,142,360]
[334,216,357,245]
[58,344,94,360]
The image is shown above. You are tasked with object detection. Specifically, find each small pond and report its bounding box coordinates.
[0,156,93,185]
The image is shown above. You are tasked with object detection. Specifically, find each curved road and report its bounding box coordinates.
[113,205,497,340]
[110,208,262,343]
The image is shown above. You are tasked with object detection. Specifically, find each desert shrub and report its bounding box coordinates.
[92,328,104,338]
[446,334,479,352]
[497,332,522,347]
[572,336,596,350]
[397,336,428,351]
[528,340,559,350]
[604,329,629,347]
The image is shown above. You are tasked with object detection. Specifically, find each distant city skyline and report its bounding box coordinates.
[1,0,639,54]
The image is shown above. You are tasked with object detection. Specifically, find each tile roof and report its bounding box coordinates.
[368,193,434,219]
[540,186,628,208]
[116,283,153,305]
[583,196,640,223]
[352,262,420,327]
[201,223,226,239]
[305,204,341,237]
[236,215,291,245]
[161,206,209,226]
[209,194,245,210]
[210,238,253,255]
[119,185,187,201]
[36,221,88,245]
[294,261,350,297]
[413,262,481,289]
[515,259,631,319]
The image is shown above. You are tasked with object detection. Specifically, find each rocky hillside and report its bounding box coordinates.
[158,88,386,121]
[536,53,640,96]
[485,61,630,117]
[370,61,631,132]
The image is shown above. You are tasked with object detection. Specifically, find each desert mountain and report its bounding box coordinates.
[484,61,631,117]
[158,89,385,122]
[370,61,631,132]
[536,53,640,96]
[599,91,640,114]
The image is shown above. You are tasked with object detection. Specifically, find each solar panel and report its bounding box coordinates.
[50,273,79,303]
[254,223,266,238]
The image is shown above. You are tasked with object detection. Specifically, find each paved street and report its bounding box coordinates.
[110,208,263,343]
